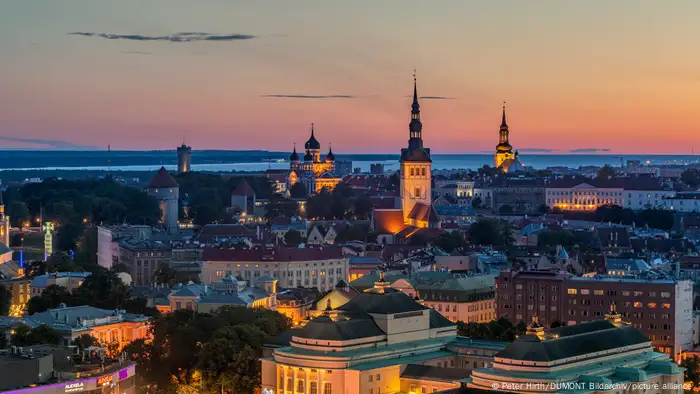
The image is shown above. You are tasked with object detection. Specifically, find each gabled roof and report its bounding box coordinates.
[232,179,256,197]
[148,166,179,188]
[407,203,440,223]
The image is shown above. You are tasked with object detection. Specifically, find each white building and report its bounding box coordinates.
[147,167,180,234]
[547,177,674,211]
[663,192,700,212]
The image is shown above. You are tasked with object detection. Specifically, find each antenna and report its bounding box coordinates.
[107,144,111,173]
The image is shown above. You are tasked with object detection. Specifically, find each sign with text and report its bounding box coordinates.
[97,375,113,386]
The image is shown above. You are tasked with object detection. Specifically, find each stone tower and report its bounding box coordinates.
[0,184,9,247]
[147,167,180,234]
[399,73,432,223]
[494,103,515,168]
[177,143,192,174]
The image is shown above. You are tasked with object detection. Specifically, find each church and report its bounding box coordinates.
[372,75,442,243]
[288,124,341,195]
[493,103,525,173]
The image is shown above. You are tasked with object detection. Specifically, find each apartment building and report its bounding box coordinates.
[201,245,348,292]
[496,270,693,358]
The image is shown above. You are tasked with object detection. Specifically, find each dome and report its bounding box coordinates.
[304,150,313,162]
[496,142,513,153]
[305,124,321,150]
[290,146,299,162]
[326,146,335,161]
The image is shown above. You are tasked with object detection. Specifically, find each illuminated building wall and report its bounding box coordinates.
[546,186,624,211]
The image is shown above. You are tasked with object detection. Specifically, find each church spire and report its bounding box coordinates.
[408,70,423,146]
[501,101,508,128]
[411,69,420,119]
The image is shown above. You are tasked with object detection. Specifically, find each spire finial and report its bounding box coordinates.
[411,70,420,115]
[311,123,315,135]
[501,101,507,127]
[293,142,296,152]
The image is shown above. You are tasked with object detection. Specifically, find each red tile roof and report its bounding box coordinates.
[202,245,344,262]
[148,166,179,188]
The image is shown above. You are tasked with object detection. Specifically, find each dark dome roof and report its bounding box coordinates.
[496,142,513,152]
[290,147,299,161]
[305,126,321,150]
[304,150,313,161]
[326,147,335,161]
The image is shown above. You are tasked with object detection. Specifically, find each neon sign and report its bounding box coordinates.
[97,375,113,386]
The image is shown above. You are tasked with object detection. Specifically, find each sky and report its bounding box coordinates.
[0,0,698,154]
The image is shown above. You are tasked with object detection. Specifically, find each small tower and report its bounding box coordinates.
[325,144,335,163]
[304,123,321,163]
[289,143,300,169]
[177,143,192,174]
[0,183,9,247]
[605,302,623,326]
[147,167,180,234]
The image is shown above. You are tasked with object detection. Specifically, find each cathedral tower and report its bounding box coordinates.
[0,185,9,247]
[494,103,515,168]
[399,73,432,223]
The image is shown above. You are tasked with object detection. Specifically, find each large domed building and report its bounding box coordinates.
[288,124,341,195]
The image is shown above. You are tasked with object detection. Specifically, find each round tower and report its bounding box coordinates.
[147,167,180,234]
[177,143,192,173]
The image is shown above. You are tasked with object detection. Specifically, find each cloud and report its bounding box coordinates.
[518,148,558,153]
[569,148,611,153]
[68,32,255,42]
[0,136,97,149]
[404,95,456,100]
[261,94,355,99]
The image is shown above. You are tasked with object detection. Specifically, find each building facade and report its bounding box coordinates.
[118,238,172,286]
[261,278,507,394]
[288,125,341,195]
[496,270,693,358]
[201,246,348,292]
[469,313,685,393]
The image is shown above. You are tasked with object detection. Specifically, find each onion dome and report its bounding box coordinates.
[290,144,299,162]
[326,145,335,161]
[304,149,313,162]
[304,123,321,150]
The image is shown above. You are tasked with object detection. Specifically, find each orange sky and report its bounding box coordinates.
[0,0,698,153]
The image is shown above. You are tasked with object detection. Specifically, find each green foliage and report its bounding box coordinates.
[433,231,466,253]
[27,284,72,314]
[125,306,291,393]
[305,183,373,220]
[11,324,62,346]
[265,194,299,220]
[283,230,304,246]
[467,218,514,246]
[683,355,700,389]
[471,197,482,209]
[537,230,577,248]
[594,205,674,230]
[0,284,10,315]
[6,200,30,228]
[289,182,307,199]
[334,224,377,244]
[72,333,99,350]
[498,204,513,215]
[681,169,700,188]
[457,317,526,341]
[596,164,617,179]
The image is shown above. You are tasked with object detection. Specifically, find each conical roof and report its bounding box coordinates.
[148,167,178,188]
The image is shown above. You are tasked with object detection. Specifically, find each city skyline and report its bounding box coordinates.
[1,0,699,153]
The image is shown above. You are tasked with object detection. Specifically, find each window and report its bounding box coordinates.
[287,378,293,391]
[661,303,671,309]
[297,380,304,393]
[648,303,657,308]
[410,168,415,176]
[580,289,590,295]
[622,291,630,296]
[661,292,671,298]
[324,383,332,394]
[634,302,643,308]
[648,292,656,297]
[593,290,604,295]
[567,288,577,295]
[421,168,426,176]
[310,383,318,394]
[368,375,373,382]
[376,374,380,381]
[415,187,421,198]
[422,387,427,394]
[515,284,523,290]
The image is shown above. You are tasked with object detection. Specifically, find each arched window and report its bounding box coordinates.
[421,168,426,176]
[410,168,415,176]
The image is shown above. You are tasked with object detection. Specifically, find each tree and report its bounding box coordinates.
[46,251,79,272]
[0,284,10,316]
[457,317,525,341]
[434,231,465,253]
[499,204,513,215]
[472,197,482,209]
[289,182,307,199]
[265,194,298,220]
[467,218,513,246]
[55,221,85,252]
[284,230,304,246]
[6,201,30,228]
[11,324,61,346]
[550,320,567,328]
[681,169,700,189]
[72,333,99,350]
[596,164,617,179]
[683,355,700,389]
[537,230,577,248]
[27,284,73,314]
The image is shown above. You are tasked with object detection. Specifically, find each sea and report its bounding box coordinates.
[0,151,697,173]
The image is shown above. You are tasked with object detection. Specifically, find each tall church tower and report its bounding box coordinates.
[399,73,432,223]
[0,184,9,247]
[494,103,515,168]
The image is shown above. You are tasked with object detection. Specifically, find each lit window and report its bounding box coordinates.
[324,383,332,394]
[580,289,590,295]
[567,288,577,295]
[593,290,604,295]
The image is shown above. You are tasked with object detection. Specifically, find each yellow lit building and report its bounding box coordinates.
[288,124,341,195]
[261,276,507,394]
[493,103,525,173]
